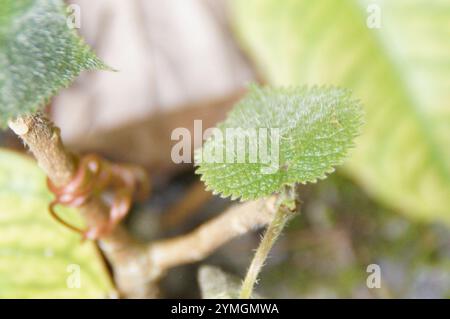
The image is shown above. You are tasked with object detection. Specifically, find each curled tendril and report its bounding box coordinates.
[47,154,150,240]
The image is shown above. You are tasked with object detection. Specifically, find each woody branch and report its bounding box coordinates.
[8,112,278,298]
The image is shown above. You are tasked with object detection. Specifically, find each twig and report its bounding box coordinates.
[149,196,277,270]
[9,113,158,297]
[9,112,279,298]
[9,113,75,185]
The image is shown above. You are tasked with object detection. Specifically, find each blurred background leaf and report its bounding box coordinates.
[0,150,113,298]
[230,0,450,225]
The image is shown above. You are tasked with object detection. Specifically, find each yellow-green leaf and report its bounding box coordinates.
[231,0,450,224]
[0,149,113,298]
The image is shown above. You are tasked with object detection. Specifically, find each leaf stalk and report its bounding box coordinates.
[239,186,299,298]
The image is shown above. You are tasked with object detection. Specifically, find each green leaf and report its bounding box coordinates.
[0,0,107,127]
[0,149,113,298]
[196,85,363,200]
[231,0,450,224]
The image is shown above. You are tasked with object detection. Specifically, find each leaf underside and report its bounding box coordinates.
[0,0,107,127]
[0,149,112,298]
[196,85,363,201]
[231,0,450,224]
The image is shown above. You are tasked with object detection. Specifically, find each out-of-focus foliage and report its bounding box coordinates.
[0,0,106,127]
[0,150,112,298]
[231,0,450,224]
[196,85,363,200]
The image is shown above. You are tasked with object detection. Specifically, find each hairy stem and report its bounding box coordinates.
[239,192,298,299]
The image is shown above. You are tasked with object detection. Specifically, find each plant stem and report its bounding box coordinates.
[239,191,298,299]
[9,112,286,298]
[9,113,158,297]
[148,196,277,270]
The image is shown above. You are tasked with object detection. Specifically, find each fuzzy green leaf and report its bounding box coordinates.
[196,85,363,200]
[231,0,450,224]
[0,149,113,298]
[0,0,107,127]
